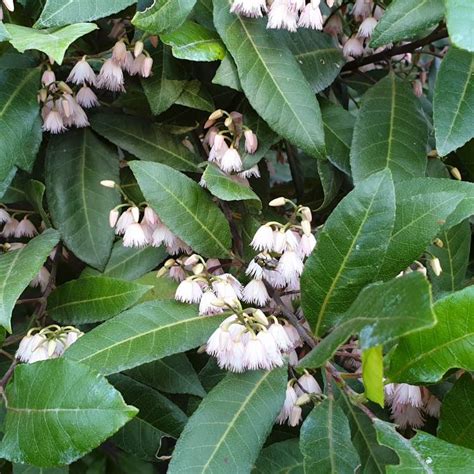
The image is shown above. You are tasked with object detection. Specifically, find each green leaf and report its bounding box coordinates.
[0,68,42,183]
[336,388,397,473]
[253,439,303,474]
[0,22,11,41]
[438,374,474,450]
[124,354,206,397]
[0,358,137,467]
[0,229,60,332]
[161,21,225,62]
[130,161,232,258]
[433,47,474,156]
[446,0,474,52]
[90,113,200,172]
[47,276,152,324]
[132,0,197,35]
[203,163,261,205]
[45,129,120,270]
[82,240,168,281]
[175,80,215,112]
[351,74,428,183]
[299,272,435,369]
[110,374,187,438]
[65,300,226,374]
[427,220,471,294]
[362,345,384,407]
[212,54,242,91]
[285,30,345,93]
[317,160,343,210]
[26,180,51,227]
[301,170,396,335]
[141,44,187,116]
[300,397,360,473]
[5,23,98,64]
[135,272,178,302]
[168,367,287,474]
[320,99,354,175]
[374,419,474,473]
[35,0,136,27]
[370,0,445,48]
[13,465,67,474]
[388,286,474,383]
[213,0,325,159]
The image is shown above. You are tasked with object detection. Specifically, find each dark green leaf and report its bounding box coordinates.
[5,23,97,64]
[213,0,325,159]
[130,161,232,258]
[299,272,435,369]
[0,229,60,332]
[175,80,215,112]
[132,0,197,35]
[26,180,51,227]
[161,21,225,62]
[300,397,360,473]
[212,54,242,91]
[0,68,42,183]
[433,47,474,156]
[90,113,200,172]
[0,359,137,467]
[48,276,152,324]
[13,465,67,473]
[253,439,303,474]
[65,300,226,374]
[168,367,287,474]
[438,374,474,450]
[125,354,206,397]
[446,0,474,52]
[388,286,474,383]
[351,74,428,183]
[374,419,474,473]
[370,0,445,47]
[35,0,136,27]
[46,129,120,270]
[317,160,343,210]
[285,29,345,93]
[301,170,396,335]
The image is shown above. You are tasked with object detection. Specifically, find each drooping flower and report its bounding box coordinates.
[175,279,203,304]
[352,0,373,22]
[112,40,128,64]
[343,37,365,58]
[199,290,224,315]
[298,1,324,30]
[41,69,56,87]
[230,0,267,17]
[67,57,97,85]
[1,217,19,237]
[276,384,299,425]
[76,86,100,108]
[242,278,270,306]
[30,266,51,293]
[14,217,37,238]
[295,373,322,396]
[267,0,298,32]
[97,59,125,92]
[0,208,10,224]
[43,107,66,133]
[358,17,378,38]
[122,222,149,248]
[219,147,243,173]
[244,129,258,153]
[115,208,135,235]
[277,250,304,284]
[251,225,274,251]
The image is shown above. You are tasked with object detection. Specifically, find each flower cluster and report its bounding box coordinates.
[230,0,328,32]
[16,325,83,364]
[40,39,154,134]
[202,109,260,185]
[385,383,441,429]
[206,310,302,372]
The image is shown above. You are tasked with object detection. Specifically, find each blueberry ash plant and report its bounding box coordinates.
[0,0,473,471]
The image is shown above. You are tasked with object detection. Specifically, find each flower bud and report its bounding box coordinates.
[433,238,444,248]
[301,219,312,236]
[57,81,73,95]
[295,393,311,406]
[208,109,224,121]
[109,209,119,228]
[211,297,226,307]
[252,309,269,326]
[134,40,144,58]
[269,197,286,207]
[164,258,176,269]
[224,116,233,128]
[430,257,442,276]
[156,266,169,278]
[149,35,159,48]
[130,206,140,223]
[450,167,462,181]
[300,206,312,222]
[184,254,200,266]
[100,179,116,188]
[192,263,205,275]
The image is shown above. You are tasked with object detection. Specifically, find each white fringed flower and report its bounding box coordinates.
[295,373,322,396]
[284,323,302,347]
[115,208,135,235]
[76,86,100,108]
[393,383,423,407]
[251,225,274,251]
[122,223,149,248]
[199,290,224,315]
[242,279,270,306]
[299,233,316,257]
[209,134,228,163]
[112,40,127,64]
[175,279,203,303]
[219,147,243,173]
[267,0,298,32]
[284,230,300,251]
[0,208,10,223]
[263,268,286,289]
[343,37,365,58]
[97,59,125,92]
[246,259,264,279]
[30,267,51,292]
[352,0,373,21]
[239,165,260,178]
[277,250,304,283]
[2,217,19,237]
[67,57,97,85]
[358,17,378,38]
[298,1,323,30]
[268,321,293,351]
[391,404,424,429]
[243,336,271,370]
[423,394,441,418]
[277,384,298,425]
[43,108,66,133]
[230,0,267,18]
[152,223,176,247]
[14,217,37,238]
[143,206,159,227]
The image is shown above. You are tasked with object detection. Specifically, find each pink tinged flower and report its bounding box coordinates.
[112,40,128,64]
[2,217,18,237]
[14,217,37,238]
[244,130,258,153]
[141,57,153,78]
[204,126,219,147]
[0,208,11,224]
[288,0,305,12]
[391,404,425,429]
[393,383,423,407]
[263,268,286,289]
[257,330,284,367]
[277,385,298,424]
[239,165,260,179]
[287,349,299,365]
[2,0,15,12]
[123,51,135,74]
[299,233,316,257]
[324,14,343,36]
[343,37,365,58]
[43,108,66,133]
[357,17,378,38]
[41,69,56,87]
[122,222,149,248]
[169,265,186,282]
[97,59,125,92]
[352,0,373,21]
[267,0,298,32]
[207,258,224,275]
[268,322,293,351]
[298,1,324,30]
[130,53,146,76]
[243,336,271,370]
[115,208,135,235]
[28,344,50,363]
[76,86,100,108]
[64,330,82,348]
[67,57,97,85]
[143,206,159,227]
[284,230,300,251]
[423,394,441,418]
[108,209,119,228]
[284,323,303,348]
[167,238,192,256]
[295,373,322,396]
[251,225,274,251]
[30,266,51,293]
[199,290,224,316]
[219,147,242,173]
[230,0,267,18]
[242,279,270,306]
[175,279,203,304]
[288,405,303,426]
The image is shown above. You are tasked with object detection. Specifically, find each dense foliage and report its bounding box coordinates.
[0,0,473,472]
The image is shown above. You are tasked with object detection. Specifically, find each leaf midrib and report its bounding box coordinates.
[0,68,37,117]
